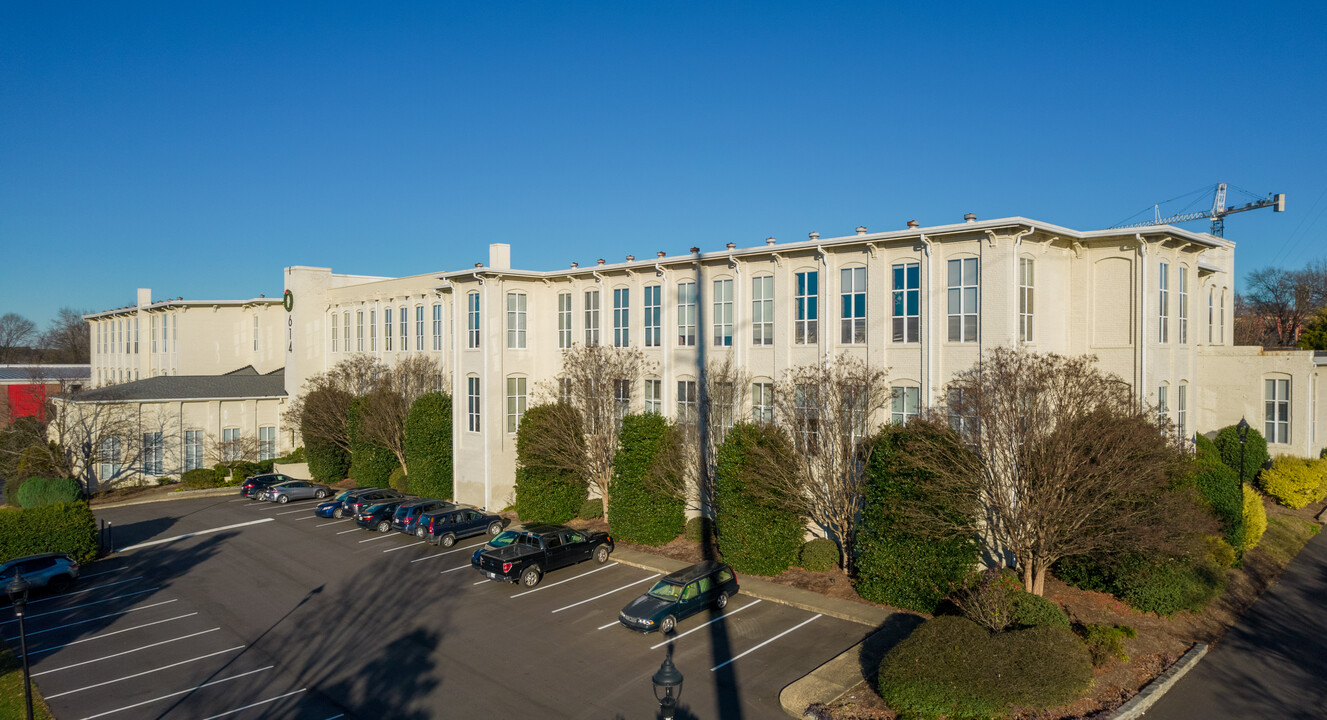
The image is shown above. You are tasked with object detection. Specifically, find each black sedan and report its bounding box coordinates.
[355,498,413,532]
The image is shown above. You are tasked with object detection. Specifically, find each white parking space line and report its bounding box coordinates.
[473,579,491,585]
[335,528,361,535]
[30,577,144,604]
[648,599,763,649]
[357,534,394,543]
[317,520,350,527]
[597,620,620,630]
[23,613,198,657]
[382,540,425,553]
[321,715,345,720]
[276,508,310,515]
[1,588,160,625]
[552,574,659,614]
[78,665,274,720]
[710,614,821,671]
[199,688,307,720]
[78,568,128,579]
[46,645,246,698]
[409,541,485,562]
[116,518,274,552]
[7,600,179,641]
[295,515,319,520]
[439,564,471,574]
[227,499,247,502]
[510,563,619,598]
[33,628,221,676]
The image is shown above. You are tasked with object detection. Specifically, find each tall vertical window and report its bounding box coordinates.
[892,262,920,343]
[1158,262,1169,344]
[891,386,920,425]
[356,312,365,352]
[677,380,697,425]
[331,313,338,353]
[134,318,139,354]
[795,271,818,344]
[467,293,480,349]
[150,316,157,354]
[344,313,351,354]
[1219,289,1226,343]
[677,282,696,346]
[416,306,424,351]
[369,310,377,351]
[557,292,573,349]
[222,428,241,463]
[713,279,733,346]
[753,382,774,424]
[259,426,276,460]
[1265,378,1290,444]
[613,379,631,426]
[644,285,661,347]
[752,276,773,346]
[253,314,259,352]
[507,292,527,349]
[1178,267,1188,344]
[142,432,163,475]
[613,288,630,347]
[399,306,407,352]
[584,290,601,346]
[432,304,442,351]
[99,436,122,481]
[840,267,866,344]
[1018,258,1034,343]
[467,376,481,432]
[793,385,818,448]
[1176,383,1188,441]
[170,314,176,354]
[1156,385,1168,424]
[947,258,979,342]
[645,379,662,414]
[506,377,527,433]
[384,308,393,351]
[184,430,203,471]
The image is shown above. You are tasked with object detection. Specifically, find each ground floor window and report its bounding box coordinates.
[185,430,204,471]
[1265,378,1290,444]
[890,385,920,425]
[259,426,276,460]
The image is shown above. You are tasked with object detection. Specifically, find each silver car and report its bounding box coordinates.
[263,480,333,503]
[1,553,80,594]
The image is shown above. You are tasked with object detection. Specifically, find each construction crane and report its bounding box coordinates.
[1111,183,1285,237]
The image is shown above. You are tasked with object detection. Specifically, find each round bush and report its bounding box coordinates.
[16,477,81,509]
[182,468,222,489]
[578,498,603,520]
[1113,553,1226,615]
[1011,590,1071,629]
[1241,484,1267,550]
[714,423,805,576]
[684,516,712,543]
[1259,456,1326,508]
[606,414,684,545]
[1213,425,1269,485]
[388,466,408,492]
[799,538,840,572]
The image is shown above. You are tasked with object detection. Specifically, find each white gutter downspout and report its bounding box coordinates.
[920,233,934,408]
[728,255,741,370]
[1011,227,1034,343]
[1137,234,1148,407]
[816,245,827,364]
[442,278,459,502]
[472,270,490,510]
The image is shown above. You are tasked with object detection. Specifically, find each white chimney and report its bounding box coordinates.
[489,243,511,270]
[137,288,151,307]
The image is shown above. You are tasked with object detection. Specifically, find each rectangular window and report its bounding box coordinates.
[713,279,734,346]
[891,386,920,425]
[167,314,173,354]
[141,432,163,475]
[99,436,122,481]
[222,427,241,463]
[369,310,377,352]
[344,312,351,354]
[584,290,601,346]
[892,262,920,343]
[614,379,631,426]
[507,292,527,349]
[1178,267,1188,345]
[1177,384,1188,441]
[467,293,480,349]
[677,380,697,426]
[416,306,424,351]
[432,304,442,351]
[947,258,979,342]
[840,267,866,344]
[645,379,662,414]
[356,311,365,352]
[259,426,276,461]
[331,313,338,353]
[1157,386,1168,425]
[794,385,818,448]
[1018,258,1034,343]
[1208,288,1214,343]
[1219,289,1226,343]
[1265,378,1290,444]
[506,377,527,433]
[1158,262,1169,344]
[752,276,773,346]
[184,430,203,471]
[644,285,662,347]
[467,376,481,432]
[677,282,696,346]
[134,318,139,354]
[252,314,259,352]
[558,292,573,349]
[613,288,630,347]
[795,271,818,344]
[151,316,158,354]
[399,306,407,352]
[384,308,393,351]
[753,382,774,424]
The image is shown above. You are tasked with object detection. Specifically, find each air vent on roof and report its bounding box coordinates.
[626,255,635,262]
[856,226,867,235]
[726,242,736,250]
[657,251,666,258]
[570,262,579,268]
[907,220,919,229]
[808,232,820,240]
[690,246,700,253]
[766,237,776,245]
[964,213,978,223]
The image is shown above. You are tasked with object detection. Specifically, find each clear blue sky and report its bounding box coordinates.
[3,1,1324,329]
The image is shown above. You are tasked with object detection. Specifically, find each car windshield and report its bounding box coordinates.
[647,581,684,601]
[333,490,353,501]
[489,530,524,547]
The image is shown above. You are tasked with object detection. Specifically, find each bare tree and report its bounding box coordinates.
[1237,263,1327,347]
[541,343,649,519]
[899,348,1211,596]
[656,355,751,516]
[0,312,37,363]
[285,354,387,458]
[204,430,261,466]
[359,355,443,472]
[39,307,91,363]
[40,392,180,491]
[754,354,893,570]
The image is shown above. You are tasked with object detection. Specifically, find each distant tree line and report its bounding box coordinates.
[1235,259,1327,349]
[0,308,91,364]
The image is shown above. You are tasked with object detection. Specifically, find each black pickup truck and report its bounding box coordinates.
[470,524,613,587]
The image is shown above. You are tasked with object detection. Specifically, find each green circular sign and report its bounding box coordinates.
[283,289,294,312]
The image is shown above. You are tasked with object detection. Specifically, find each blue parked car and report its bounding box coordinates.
[391,498,454,536]
[314,489,366,518]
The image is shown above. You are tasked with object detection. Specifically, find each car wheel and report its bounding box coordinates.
[660,615,676,634]
[440,534,456,548]
[593,545,610,564]
[315,489,328,499]
[333,507,344,519]
[715,592,728,610]
[48,575,74,594]
[487,521,503,536]
[278,495,289,504]
[415,526,427,539]
[377,520,391,533]
[521,566,542,587]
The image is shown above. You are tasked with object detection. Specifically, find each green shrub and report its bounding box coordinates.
[1213,425,1269,486]
[16,477,81,509]
[306,433,350,485]
[1012,590,1071,630]
[714,423,805,576]
[1241,484,1267,550]
[684,516,712,543]
[0,502,99,565]
[1190,438,1244,549]
[1259,456,1327,509]
[514,404,587,524]
[348,397,398,488]
[606,413,684,545]
[405,392,453,500]
[799,538,840,572]
[853,427,979,613]
[1053,554,1115,593]
[212,464,231,484]
[231,461,262,482]
[877,616,1093,719]
[578,498,603,520]
[388,466,408,492]
[274,447,305,464]
[182,468,223,489]
[1056,552,1227,615]
[3,476,24,508]
[1079,623,1137,667]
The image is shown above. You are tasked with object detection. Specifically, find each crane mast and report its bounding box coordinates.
[1111,183,1285,237]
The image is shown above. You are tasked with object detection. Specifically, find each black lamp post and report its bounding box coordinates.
[652,651,684,720]
[7,570,34,720]
[1236,417,1250,494]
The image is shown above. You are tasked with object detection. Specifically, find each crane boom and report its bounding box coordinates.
[1111,183,1285,236]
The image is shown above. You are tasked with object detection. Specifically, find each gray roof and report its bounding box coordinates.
[0,365,91,383]
[69,368,285,403]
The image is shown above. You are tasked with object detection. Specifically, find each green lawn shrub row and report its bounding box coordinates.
[15,477,81,509]
[578,498,603,520]
[182,468,225,489]
[388,466,408,492]
[405,392,453,500]
[1055,551,1226,615]
[0,502,99,564]
[607,413,683,545]
[1258,456,1327,509]
[713,423,804,576]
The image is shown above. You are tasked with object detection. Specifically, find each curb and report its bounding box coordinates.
[1105,642,1209,720]
[92,487,240,510]
[778,632,879,719]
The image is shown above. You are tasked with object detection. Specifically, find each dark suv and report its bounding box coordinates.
[392,499,454,536]
[356,497,413,532]
[421,505,504,546]
[619,561,739,634]
[240,473,295,499]
[341,488,407,518]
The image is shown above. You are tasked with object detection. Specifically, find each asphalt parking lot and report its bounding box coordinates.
[5,495,872,719]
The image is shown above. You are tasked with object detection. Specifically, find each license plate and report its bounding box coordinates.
[486,572,500,581]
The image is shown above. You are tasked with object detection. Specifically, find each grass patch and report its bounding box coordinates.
[0,644,54,720]
[1255,516,1321,566]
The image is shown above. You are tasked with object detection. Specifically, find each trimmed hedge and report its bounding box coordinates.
[1057,552,1226,615]
[182,468,224,489]
[514,404,587,524]
[578,498,604,520]
[274,447,305,464]
[1258,456,1327,509]
[16,477,81,509]
[0,502,99,564]
[405,392,453,500]
[684,516,712,543]
[877,616,1093,719]
[713,423,805,576]
[1241,484,1267,550]
[1213,424,1269,486]
[606,413,684,545]
[348,397,397,488]
[799,538,840,572]
[853,427,979,613]
[1191,434,1244,549]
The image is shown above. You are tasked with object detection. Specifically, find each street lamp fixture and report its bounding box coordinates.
[652,651,684,720]
[6,570,35,720]
[1236,416,1250,497]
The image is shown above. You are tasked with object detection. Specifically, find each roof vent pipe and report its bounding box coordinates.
[808,231,820,240]
[907,220,920,229]
[657,251,666,258]
[964,213,978,223]
[726,242,736,250]
[570,262,579,268]
[597,258,605,265]
[766,237,776,245]
[474,262,483,268]
[856,226,867,235]
[625,255,635,262]
[690,246,700,254]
